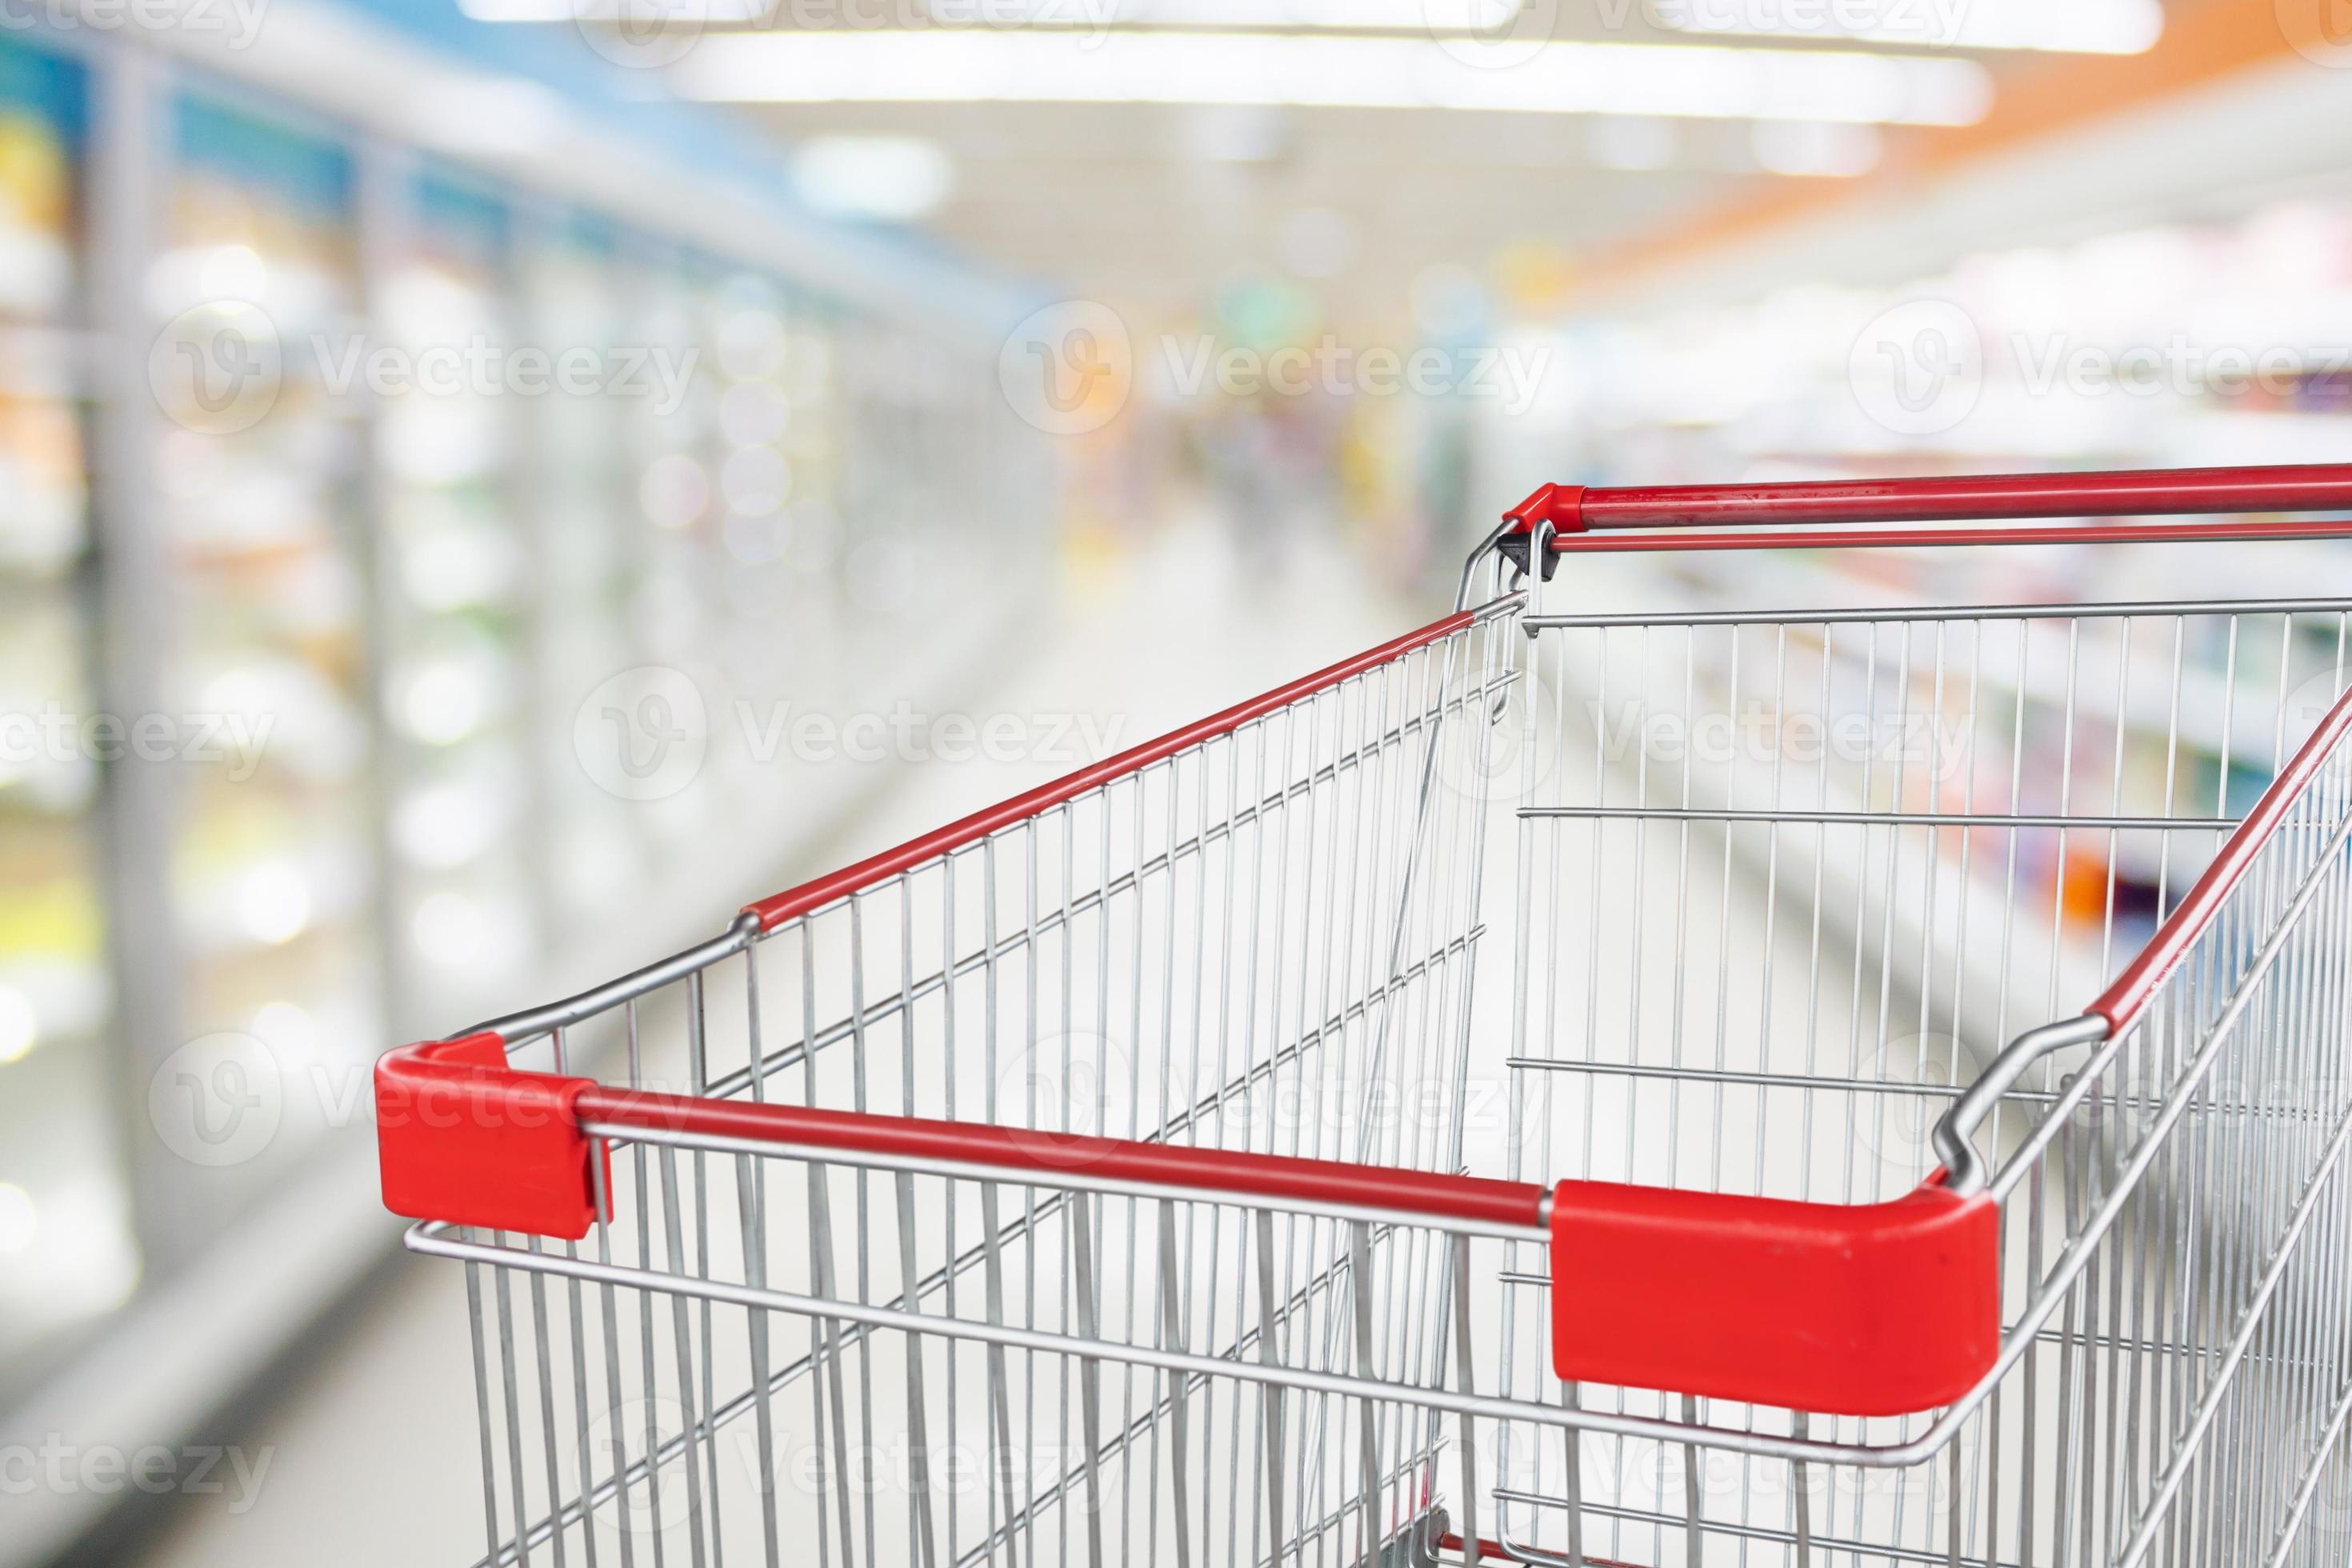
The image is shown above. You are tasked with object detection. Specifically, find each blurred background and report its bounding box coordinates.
[2,0,2351,1560]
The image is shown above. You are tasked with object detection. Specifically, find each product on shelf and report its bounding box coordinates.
[152,99,379,1231]
[0,38,136,1370]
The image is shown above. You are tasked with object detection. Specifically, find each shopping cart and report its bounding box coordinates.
[379,462,2352,1568]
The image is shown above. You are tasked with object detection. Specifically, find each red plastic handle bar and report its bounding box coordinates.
[574,1087,1550,1230]
[374,1037,1546,1237]
[2092,681,2352,1032]
[1506,463,2352,537]
[741,606,1481,930]
[1540,518,2352,554]
[377,1036,1998,1414]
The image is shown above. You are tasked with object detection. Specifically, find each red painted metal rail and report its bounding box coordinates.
[576,1087,1553,1233]
[1506,464,2352,552]
[2092,682,2352,1031]
[740,606,1483,931]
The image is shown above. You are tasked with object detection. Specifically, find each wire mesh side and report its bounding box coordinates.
[428,1151,1544,1568]
[434,601,1524,1568]
[1494,599,2352,1566]
[1972,728,2352,1568]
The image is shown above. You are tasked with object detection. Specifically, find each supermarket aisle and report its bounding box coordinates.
[115,526,1911,1568]
[116,516,1427,1568]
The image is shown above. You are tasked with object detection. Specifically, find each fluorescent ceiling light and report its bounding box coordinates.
[674,33,1994,125]
[459,0,767,20]
[1750,119,1880,177]
[1654,0,2162,54]
[934,0,1521,26]
[794,134,957,220]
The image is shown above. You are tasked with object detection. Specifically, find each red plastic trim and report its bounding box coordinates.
[1438,1534,1639,1566]
[375,1033,606,1241]
[1502,482,1586,534]
[1542,519,2352,554]
[1567,463,2352,530]
[1549,1178,1999,1417]
[2092,682,2352,1031]
[577,1087,1552,1232]
[742,607,1481,930]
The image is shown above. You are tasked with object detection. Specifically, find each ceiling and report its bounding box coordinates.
[644,3,2194,331]
[727,98,1775,325]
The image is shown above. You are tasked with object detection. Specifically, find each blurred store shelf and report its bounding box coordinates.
[0,11,1059,1564]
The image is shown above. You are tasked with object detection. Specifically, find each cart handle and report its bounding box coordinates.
[1931,677,2352,1194]
[571,1088,1554,1237]
[376,1042,1997,1417]
[1503,463,2352,553]
[739,599,1509,931]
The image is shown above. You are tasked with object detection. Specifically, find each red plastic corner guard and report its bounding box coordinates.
[1502,482,1587,534]
[1550,1178,1999,1417]
[376,1034,607,1242]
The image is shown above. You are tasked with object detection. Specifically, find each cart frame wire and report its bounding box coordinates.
[381,464,2352,1568]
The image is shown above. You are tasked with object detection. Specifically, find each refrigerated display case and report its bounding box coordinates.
[522,214,644,938]
[373,169,538,1030]
[0,35,134,1383]
[0,31,1065,1561]
[146,95,378,1242]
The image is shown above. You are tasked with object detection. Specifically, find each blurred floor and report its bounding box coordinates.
[116,511,1426,1568]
